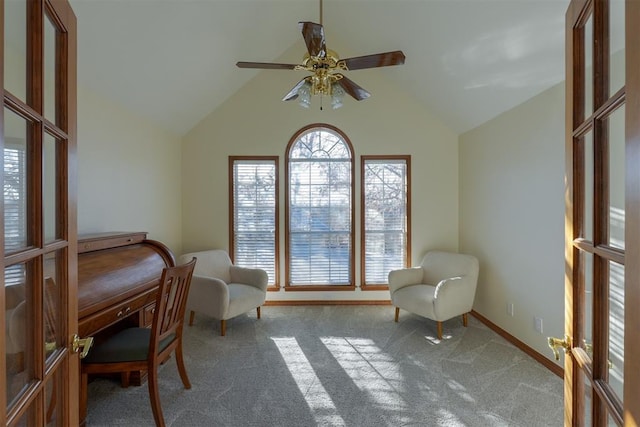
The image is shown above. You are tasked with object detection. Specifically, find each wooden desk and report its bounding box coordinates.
[78,232,175,335]
[78,232,175,423]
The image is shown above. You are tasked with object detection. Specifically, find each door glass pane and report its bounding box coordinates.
[4,0,27,102]
[608,261,624,401]
[44,251,63,363]
[584,374,593,425]
[610,0,625,95]
[608,105,625,249]
[44,133,59,243]
[12,404,35,427]
[584,251,594,346]
[583,130,594,242]
[44,13,58,124]
[4,107,30,253]
[45,368,62,426]
[5,261,36,409]
[584,14,594,118]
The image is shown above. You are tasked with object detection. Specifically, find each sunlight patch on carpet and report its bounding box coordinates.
[321,337,408,412]
[272,337,346,427]
[424,334,452,344]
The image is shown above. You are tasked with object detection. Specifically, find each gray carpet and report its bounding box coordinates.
[85,306,563,426]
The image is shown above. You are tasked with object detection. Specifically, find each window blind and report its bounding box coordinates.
[232,159,277,284]
[363,159,409,285]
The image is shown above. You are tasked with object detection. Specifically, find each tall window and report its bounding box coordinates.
[286,125,354,288]
[361,156,411,288]
[229,157,279,286]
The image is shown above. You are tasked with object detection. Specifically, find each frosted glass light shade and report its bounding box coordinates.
[331,83,345,109]
[298,81,312,108]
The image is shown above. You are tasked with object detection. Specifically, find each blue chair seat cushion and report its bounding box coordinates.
[83,327,175,364]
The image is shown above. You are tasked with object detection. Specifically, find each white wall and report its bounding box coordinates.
[182,45,459,301]
[4,38,183,254]
[459,82,565,364]
[77,86,183,254]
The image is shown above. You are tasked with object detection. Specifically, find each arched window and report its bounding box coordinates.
[285,124,355,289]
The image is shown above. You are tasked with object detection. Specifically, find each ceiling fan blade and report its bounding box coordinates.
[299,21,326,58]
[341,50,406,70]
[335,75,371,101]
[282,77,311,101]
[236,61,298,70]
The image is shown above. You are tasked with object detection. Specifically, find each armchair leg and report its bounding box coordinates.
[462,313,468,327]
[394,307,399,322]
[257,306,261,319]
[189,311,195,326]
[220,320,226,336]
[436,322,443,340]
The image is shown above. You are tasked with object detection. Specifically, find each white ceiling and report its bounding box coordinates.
[69,0,570,136]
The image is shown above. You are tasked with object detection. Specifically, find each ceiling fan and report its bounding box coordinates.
[236,0,406,109]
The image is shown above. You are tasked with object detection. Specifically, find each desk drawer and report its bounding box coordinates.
[142,304,156,327]
[78,289,156,337]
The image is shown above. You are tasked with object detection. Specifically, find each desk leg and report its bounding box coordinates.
[79,371,88,426]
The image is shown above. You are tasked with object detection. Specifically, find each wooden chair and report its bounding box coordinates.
[80,258,197,427]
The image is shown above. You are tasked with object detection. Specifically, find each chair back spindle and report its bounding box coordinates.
[151,258,196,358]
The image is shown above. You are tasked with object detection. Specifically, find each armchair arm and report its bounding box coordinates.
[433,275,476,320]
[388,267,424,294]
[186,275,229,320]
[230,266,268,292]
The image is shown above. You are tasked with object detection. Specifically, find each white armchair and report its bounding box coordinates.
[388,251,479,339]
[178,250,268,336]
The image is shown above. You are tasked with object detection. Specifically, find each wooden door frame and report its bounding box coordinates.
[565,0,639,425]
[0,0,6,421]
[1,0,78,424]
[624,1,640,425]
[564,1,584,423]
[57,0,79,423]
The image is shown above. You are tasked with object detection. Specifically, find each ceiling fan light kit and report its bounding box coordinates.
[236,1,406,110]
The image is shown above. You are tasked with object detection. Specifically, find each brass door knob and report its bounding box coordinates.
[72,334,94,359]
[547,335,571,360]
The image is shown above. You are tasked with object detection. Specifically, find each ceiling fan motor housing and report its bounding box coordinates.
[236,21,405,104]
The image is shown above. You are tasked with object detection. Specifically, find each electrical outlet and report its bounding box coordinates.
[507,303,514,317]
[534,316,544,334]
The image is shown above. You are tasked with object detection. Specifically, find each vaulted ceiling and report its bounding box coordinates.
[70,0,570,136]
